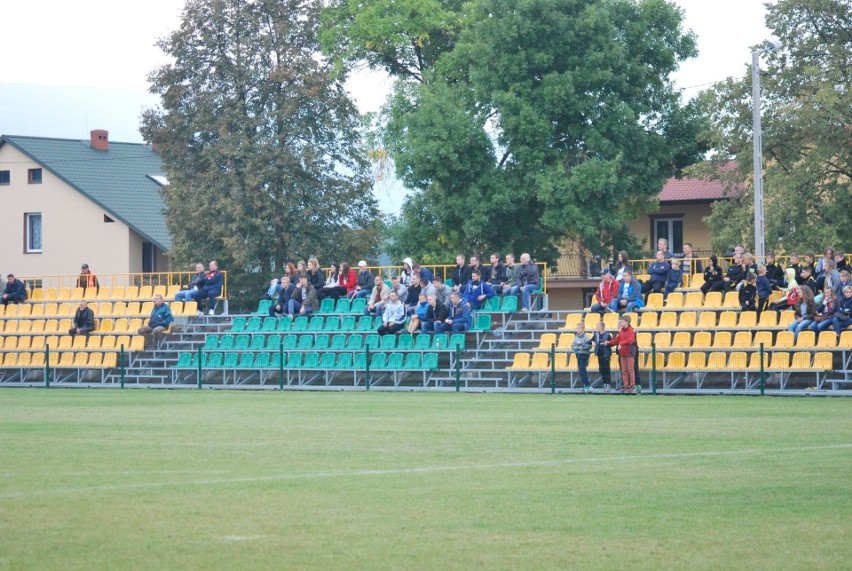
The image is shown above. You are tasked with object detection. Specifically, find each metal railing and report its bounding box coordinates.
[16,272,229,300]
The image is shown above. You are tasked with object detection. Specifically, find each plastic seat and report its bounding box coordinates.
[839,331,852,349]
[665,293,684,309]
[236,353,255,369]
[529,353,549,370]
[261,317,277,332]
[282,335,297,350]
[314,334,330,350]
[727,352,748,370]
[335,353,353,369]
[364,334,381,349]
[706,352,727,370]
[330,334,347,350]
[747,352,769,371]
[583,313,599,330]
[72,336,87,350]
[723,292,740,308]
[42,288,58,301]
[645,293,664,310]
[499,296,518,313]
[678,312,697,329]
[353,353,367,370]
[126,302,141,316]
[17,305,32,317]
[110,287,126,300]
[31,337,46,351]
[671,332,691,349]
[432,334,449,349]
[58,353,75,367]
[424,353,439,370]
[768,352,790,371]
[712,331,732,349]
[717,311,738,329]
[254,300,272,315]
[276,317,293,332]
[697,311,717,329]
[350,298,367,314]
[293,316,309,332]
[202,336,219,351]
[816,331,837,349]
[666,352,686,370]
[559,314,582,330]
[249,335,266,350]
[206,352,224,368]
[536,333,557,350]
[638,312,658,330]
[297,335,314,350]
[265,335,282,350]
[732,331,752,348]
[774,331,794,349]
[507,353,531,370]
[813,352,833,371]
[602,312,619,330]
[318,298,335,314]
[449,334,466,351]
[685,351,706,370]
[652,332,671,349]
[17,337,32,351]
[320,352,337,370]
[795,331,815,349]
[324,316,341,332]
[30,304,45,318]
[42,303,59,317]
[285,353,303,369]
[181,301,198,316]
[244,317,262,332]
[334,299,351,314]
[683,292,703,308]
[73,352,90,367]
[777,312,795,329]
[346,335,363,351]
[703,292,723,308]
[657,312,677,330]
[757,311,778,328]
[229,317,246,333]
[470,313,492,332]
[737,312,757,329]
[137,286,153,299]
[232,334,249,350]
[790,352,811,370]
[57,288,72,301]
[691,331,712,349]
[340,316,356,332]
[308,317,325,332]
[397,334,413,350]
[356,316,374,331]
[635,332,652,348]
[752,331,773,350]
[414,334,432,350]
[403,353,422,370]
[368,352,387,370]
[386,352,404,370]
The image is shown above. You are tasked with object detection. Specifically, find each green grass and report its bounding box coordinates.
[1,391,850,570]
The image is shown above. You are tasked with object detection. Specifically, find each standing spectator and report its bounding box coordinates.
[642,251,670,295]
[501,254,519,296]
[269,276,295,317]
[485,253,507,295]
[739,273,757,312]
[516,253,540,311]
[351,261,374,300]
[377,290,406,335]
[451,255,471,291]
[420,294,449,334]
[571,322,593,393]
[196,261,224,315]
[306,258,325,291]
[0,275,6,297]
[606,315,637,393]
[811,289,837,333]
[592,321,613,392]
[787,286,816,342]
[764,252,784,289]
[68,300,95,337]
[678,243,703,275]
[76,263,100,294]
[700,255,723,295]
[366,275,389,316]
[288,273,318,317]
[435,291,471,334]
[614,270,644,313]
[832,285,852,335]
[137,294,174,341]
[462,270,495,311]
[756,265,772,316]
[664,258,683,299]
[1,274,27,306]
[590,269,619,314]
[431,277,453,307]
[407,292,430,334]
[657,238,674,259]
[611,251,632,282]
[176,263,206,302]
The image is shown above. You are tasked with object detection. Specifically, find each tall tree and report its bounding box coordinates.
[322,0,705,263]
[699,0,851,253]
[142,0,381,283]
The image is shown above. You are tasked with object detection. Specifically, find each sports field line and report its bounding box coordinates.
[2,443,850,500]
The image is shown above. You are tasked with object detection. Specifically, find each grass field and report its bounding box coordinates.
[1,390,850,570]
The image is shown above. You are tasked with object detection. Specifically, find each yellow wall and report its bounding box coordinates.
[627,203,714,252]
[0,143,159,277]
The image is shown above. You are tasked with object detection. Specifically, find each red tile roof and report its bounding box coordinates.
[659,163,742,203]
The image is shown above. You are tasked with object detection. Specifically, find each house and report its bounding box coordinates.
[0,130,171,279]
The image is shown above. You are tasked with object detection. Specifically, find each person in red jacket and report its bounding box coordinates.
[590,269,619,314]
[607,315,637,393]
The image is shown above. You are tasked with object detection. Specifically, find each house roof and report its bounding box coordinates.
[659,162,742,203]
[0,134,171,251]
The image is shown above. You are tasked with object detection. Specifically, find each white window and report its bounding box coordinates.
[25,213,42,253]
[654,217,683,253]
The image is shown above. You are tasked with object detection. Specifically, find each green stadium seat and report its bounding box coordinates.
[229,317,246,333]
[381,334,396,350]
[219,334,235,350]
[206,352,223,368]
[286,353,302,369]
[433,334,449,349]
[303,352,320,368]
[482,297,500,312]
[314,334,330,350]
[320,352,337,370]
[234,335,250,350]
[223,353,239,368]
[386,353,404,370]
[261,317,277,332]
[325,316,341,332]
[293,316,309,331]
[335,299,351,313]
[308,317,325,332]
[245,317,262,332]
[449,334,466,351]
[202,336,219,351]
[336,352,353,369]
[354,352,367,370]
[318,298,335,314]
[254,300,272,315]
[365,334,381,349]
[276,317,292,332]
[357,316,374,331]
[346,335,363,351]
[341,316,356,331]
[424,353,439,370]
[403,353,422,370]
[266,335,282,350]
[331,334,347,350]
[397,334,413,350]
[171,352,193,368]
[470,313,491,332]
[370,352,388,370]
[298,335,314,350]
[250,335,266,350]
[270,352,282,369]
[282,335,298,350]
[414,334,432,350]
[350,298,366,314]
[499,296,518,312]
[254,353,270,368]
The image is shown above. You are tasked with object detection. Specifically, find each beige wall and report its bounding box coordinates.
[0,143,158,279]
[627,202,714,252]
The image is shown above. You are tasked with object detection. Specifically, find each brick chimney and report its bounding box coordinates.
[90,129,109,151]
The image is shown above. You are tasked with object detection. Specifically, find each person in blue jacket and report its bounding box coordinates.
[2,273,27,306]
[435,291,471,334]
[642,250,670,294]
[196,261,224,315]
[462,270,495,310]
[137,294,174,342]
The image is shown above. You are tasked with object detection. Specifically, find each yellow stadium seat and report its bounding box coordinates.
[752,331,773,349]
[41,303,58,318]
[58,336,73,350]
[129,336,145,351]
[718,311,738,329]
[697,311,717,329]
[685,351,706,370]
[18,337,31,351]
[816,331,837,349]
[723,291,740,308]
[72,336,87,350]
[672,331,691,349]
[653,332,671,349]
[17,353,33,367]
[790,352,811,370]
[5,321,19,335]
[839,331,852,349]
[636,332,652,348]
[683,292,703,308]
[128,319,143,333]
[171,302,184,316]
[732,331,752,348]
[30,288,44,301]
[559,314,582,330]
[554,353,569,370]
[774,331,795,349]
[57,288,72,300]
[565,354,578,371]
[737,311,757,329]
[638,312,658,330]
[153,285,167,298]
[59,319,72,332]
[692,331,712,349]
[88,353,104,367]
[507,353,531,370]
[778,311,795,329]
[666,352,686,370]
[30,321,45,334]
[768,352,790,371]
[42,288,57,301]
[645,293,664,310]
[58,353,75,367]
[70,287,85,300]
[73,353,89,367]
[536,333,557,350]
[678,312,697,329]
[103,353,118,368]
[747,352,768,371]
[712,331,732,349]
[138,286,153,299]
[58,303,74,317]
[96,302,112,315]
[125,302,141,316]
[166,285,181,299]
[115,335,131,350]
[31,336,45,351]
[17,320,32,334]
[112,319,129,334]
[530,353,549,370]
[98,319,113,334]
[610,354,619,371]
[707,351,729,370]
[757,311,778,328]
[43,320,59,334]
[29,304,44,318]
[588,354,599,371]
[689,274,705,290]
[646,352,665,371]
[583,313,600,330]
[17,304,31,317]
[704,291,723,308]
[110,287,126,300]
[45,336,60,348]
[665,293,684,309]
[140,302,154,316]
[727,352,748,370]
[795,331,815,349]
[557,333,573,350]
[101,336,117,351]
[602,312,619,330]
[1,354,16,368]
[124,286,139,299]
[768,290,782,304]
[181,301,198,317]
[813,352,833,371]
[657,312,677,330]
[4,305,19,318]
[97,287,112,300]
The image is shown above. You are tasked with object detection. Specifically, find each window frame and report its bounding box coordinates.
[28,168,43,184]
[0,170,9,185]
[24,212,43,253]
[650,215,684,254]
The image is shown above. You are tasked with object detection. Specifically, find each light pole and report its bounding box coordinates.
[751,40,781,263]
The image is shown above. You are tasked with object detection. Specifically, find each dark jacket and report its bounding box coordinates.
[452,265,471,289]
[356,269,374,292]
[835,295,852,325]
[185,271,206,289]
[648,261,670,284]
[593,331,612,359]
[424,303,449,325]
[201,270,224,297]
[756,275,772,299]
[148,303,174,328]
[307,269,325,291]
[275,283,296,309]
[418,267,435,284]
[290,283,318,311]
[73,307,95,330]
[703,264,723,286]
[447,299,472,327]
[485,262,507,285]
[516,261,540,289]
[739,283,757,311]
[765,263,784,288]
[665,268,683,293]
[724,264,743,285]
[3,279,27,302]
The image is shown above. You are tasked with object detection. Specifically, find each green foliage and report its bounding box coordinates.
[700,0,851,253]
[141,0,381,301]
[324,0,706,263]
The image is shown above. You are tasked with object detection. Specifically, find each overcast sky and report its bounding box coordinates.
[0,0,772,213]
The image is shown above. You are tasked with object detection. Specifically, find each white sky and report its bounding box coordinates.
[0,0,772,212]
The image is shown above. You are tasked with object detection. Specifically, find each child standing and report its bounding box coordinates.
[571,322,593,393]
[739,272,757,312]
[607,316,637,394]
[592,321,613,392]
[756,265,771,316]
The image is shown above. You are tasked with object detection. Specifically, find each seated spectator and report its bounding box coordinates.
[350,261,374,300]
[787,252,803,284]
[611,251,632,282]
[739,253,757,286]
[306,258,325,291]
[798,266,816,295]
[656,238,674,259]
[263,278,282,301]
[1,274,27,306]
[68,300,95,337]
[431,277,453,307]
[0,275,5,297]
[811,289,837,333]
[333,262,357,301]
[451,255,471,292]
[770,268,801,311]
[756,265,772,316]
[138,294,174,341]
[400,258,414,286]
[468,255,484,278]
[838,271,851,299]
[516,253,540,311]
[435,291,471,334]
[664,258,683,298]
[288,273,318,316]
[195,261,224,316]
[816,259,841,299]
[419,275,436,298]
[700,255,723,295]
[832,285,852,334]
[739,272,757,312]
[714,254,743,292]
[501,253,519,296]
[803,251,816,278]
[76,263,100,294]
[317,263,340,301]
[678,243,703,274]
[590,269,619,314]
[283,262,298,282]
[413,263,434,285]
[834,250,848,273]
[407,292,430,334]
[405,273,423,314]
[269,276,295,317]
[366,275,390,316]
[485,253,507,295]
[815,247,834,277]
[391,275,409,305]
[176,263,206,302]
[462,270,495,310]
[614,270,644,313]
[420,294,449,334]
[764,252,784,289]
[642,250,670,294]
[377,290,406,335]
[787,286,816,341]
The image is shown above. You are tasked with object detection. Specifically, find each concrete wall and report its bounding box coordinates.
[0,143,152,278]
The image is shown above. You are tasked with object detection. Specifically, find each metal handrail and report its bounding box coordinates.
[16,271,229,299]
